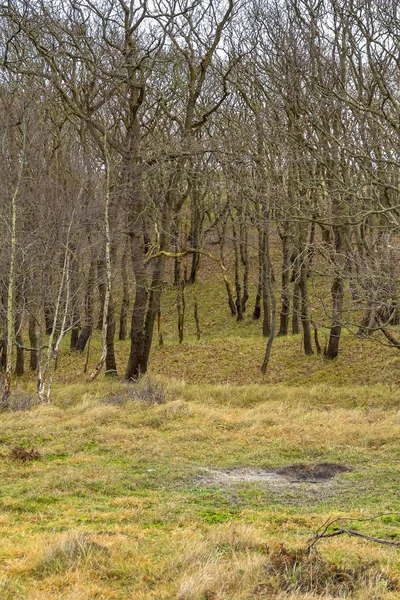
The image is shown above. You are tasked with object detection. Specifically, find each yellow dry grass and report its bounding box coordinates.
[1,380,400,598]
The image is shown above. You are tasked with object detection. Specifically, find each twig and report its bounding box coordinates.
[306,513,400,553]
[308,528,400,549]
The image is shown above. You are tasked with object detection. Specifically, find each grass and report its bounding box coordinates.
[3,242,400,597]
[1,380,400,598]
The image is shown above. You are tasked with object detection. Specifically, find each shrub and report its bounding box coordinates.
[101,394,126,406]
[127,376,165,404]
[0,381,37,412]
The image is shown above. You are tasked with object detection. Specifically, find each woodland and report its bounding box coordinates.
[1,0,400,399]
[1,1,400,599]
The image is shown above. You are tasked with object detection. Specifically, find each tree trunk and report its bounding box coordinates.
[253,227,263,320]
[299,263,313,355]
[96,257,106,331]
[105,294,117,375]
[232,220,243,321]
[14,304,24,376]
[3,132,23,404]
[260,226,276,374]
[139,174,176,373]
[140,256,166,373]
[240,219,249,314]
[44,295,54,336]
[119,239,130,340]
[292,277,300,335]
[218,216,236,317]
[29,314,38,371]
[325,274,344,360]
[74,256,96,352]
[125,230,149,380]
[186,177,203,285]
[260,229,271,337]
[69,243,80,350]
[278,233,290,336]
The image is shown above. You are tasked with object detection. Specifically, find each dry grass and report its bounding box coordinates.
[3,241,400,597]
[0,381,400,598]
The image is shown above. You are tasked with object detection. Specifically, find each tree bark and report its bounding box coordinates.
[29,314,38,371]
[96,257,106,331]
[278,232,290,336]
[119,239,130,341]
[232,219,243,321]
[299,263,314,355]
[69,242,80,350]
[14,300,24,376]
[74,256,96,352]
[292,277,300,335]
[260,226,276,374]
[325,274,344,360]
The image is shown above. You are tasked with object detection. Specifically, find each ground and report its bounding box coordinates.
[1,379,400,599]
[2,250,400,598]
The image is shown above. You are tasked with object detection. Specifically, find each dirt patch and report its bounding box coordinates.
[196,463,353,505]
[274,462,352,483]
[197,467,281,486]
[9,446,41,462]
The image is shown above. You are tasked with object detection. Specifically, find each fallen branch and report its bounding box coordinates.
[308,527,400,549]
[307,514,400,553]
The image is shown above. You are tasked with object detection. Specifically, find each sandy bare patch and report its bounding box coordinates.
[196,463,353,504]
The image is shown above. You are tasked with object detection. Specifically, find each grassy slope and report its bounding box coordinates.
[3,248,400,598]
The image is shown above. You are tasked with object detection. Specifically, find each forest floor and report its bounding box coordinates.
[3,254,400,598]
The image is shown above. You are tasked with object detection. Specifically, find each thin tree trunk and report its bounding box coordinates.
[239,210,249,314]
[44,299,54,336]
[262,254,271,338]
[177,277,185,343]
[232,219,243,322]
[218,216,236,316]
[105,294,117,375]
[158,309,163,346]
[299,263,313,355]
[74,256,96,352]
[119,239,130,340]
[96,257,106,331]
[140,177,176,373]
[278,233,290,336]
[69,243,80,350]
[187,175,203,285]
[253,227,263,320]
[325,274,344,360]
[260,226,276,374]
[89,137,115,380]
[194,282,201,340]
[3,128,24,405]
[29,314,38,371]
[307,218,316,278]
[38,224,72,403]
[14,299,24,376]
[140,257,166,373]
[292,277,300,335]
